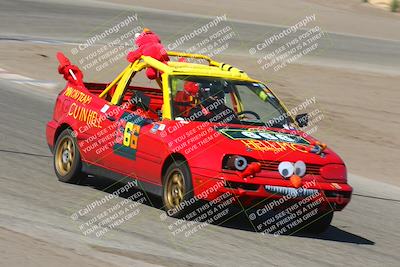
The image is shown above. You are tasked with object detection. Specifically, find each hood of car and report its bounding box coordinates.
[213,125,343,164]
[163,121,344,166]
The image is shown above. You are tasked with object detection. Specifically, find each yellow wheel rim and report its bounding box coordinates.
[55,136,75,176]
[165,169,185,210]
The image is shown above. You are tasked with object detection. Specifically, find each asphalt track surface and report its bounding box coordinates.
[1,0,400,266]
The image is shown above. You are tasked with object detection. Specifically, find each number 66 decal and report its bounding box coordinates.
[113,113,146,160]
[123,122,140,149]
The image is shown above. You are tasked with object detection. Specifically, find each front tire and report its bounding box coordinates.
[305,211,333,234]
[53,128,84,183]
[162,160,194,218]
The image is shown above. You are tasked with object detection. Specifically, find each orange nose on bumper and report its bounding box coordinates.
[290,175,302,188]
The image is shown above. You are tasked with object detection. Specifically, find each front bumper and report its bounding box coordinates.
[191,167,352,211]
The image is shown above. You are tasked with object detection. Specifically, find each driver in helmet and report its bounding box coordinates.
[188,81,239,123]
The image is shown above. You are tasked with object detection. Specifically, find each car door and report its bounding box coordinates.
[103,106,167,187]
[98,69,168,186]
[77,95,125,166]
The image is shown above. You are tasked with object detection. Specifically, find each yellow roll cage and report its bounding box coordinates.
[98,51,291,121]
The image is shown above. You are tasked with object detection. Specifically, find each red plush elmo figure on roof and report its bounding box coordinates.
[56,52,83,86]
[127,28,169,80]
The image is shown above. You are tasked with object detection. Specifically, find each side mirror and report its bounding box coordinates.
[295,113,308,127]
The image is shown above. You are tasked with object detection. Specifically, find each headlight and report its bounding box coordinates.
[321,164,347,181]
[224,155,248,171]
[278,161,294,178]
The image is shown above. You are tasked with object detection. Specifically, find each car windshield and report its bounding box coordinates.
[170,76,292,128]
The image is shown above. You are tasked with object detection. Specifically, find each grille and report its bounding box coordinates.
[258,160,321,176]
[264,185,319,197]
[225,181,259,191]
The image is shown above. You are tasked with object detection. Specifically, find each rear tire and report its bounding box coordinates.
[305,211,333,234]
[162,160,194,218]
[53,128,84,184]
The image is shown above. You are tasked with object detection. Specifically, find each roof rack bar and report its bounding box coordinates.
[167,51,212,63]
[167,51,246,75]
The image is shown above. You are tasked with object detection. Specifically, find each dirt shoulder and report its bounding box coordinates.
[369,0,400,12]
[95,0,400,41]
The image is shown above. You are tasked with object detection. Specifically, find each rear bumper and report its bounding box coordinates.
[191,167,352,211]
[46,120,58,153]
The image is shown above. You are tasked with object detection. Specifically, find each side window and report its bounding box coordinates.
[171,78,197,119]
[116,71,163,121]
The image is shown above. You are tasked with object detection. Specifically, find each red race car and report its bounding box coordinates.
[46,51,352,233]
